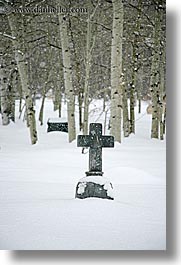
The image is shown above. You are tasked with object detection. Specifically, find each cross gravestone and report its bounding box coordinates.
[78,123,114,176]
[75,123,114,200]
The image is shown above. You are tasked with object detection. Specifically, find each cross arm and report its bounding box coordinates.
[101,136,114,148]
[77,135,91,148]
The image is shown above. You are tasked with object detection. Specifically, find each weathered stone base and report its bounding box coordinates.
[86,171,103,176]
[75,176,114,200]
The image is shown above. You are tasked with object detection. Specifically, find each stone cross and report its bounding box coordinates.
[77,123,114,176]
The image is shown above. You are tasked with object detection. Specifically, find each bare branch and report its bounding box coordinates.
[28,35,46,43]
[48,42,62,50]
[0,32,16,40]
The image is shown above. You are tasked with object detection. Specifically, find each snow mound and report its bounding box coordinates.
[105,167,164,185]
[78,175,112,186]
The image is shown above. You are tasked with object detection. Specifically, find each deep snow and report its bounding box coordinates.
[0,99,166,250]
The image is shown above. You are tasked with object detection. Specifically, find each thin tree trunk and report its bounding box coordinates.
[58,92,62,118]
[129,70,136,134]
[82,2,98,135]
[122,82,130,137]
[53,86,62,117]
[110,0,124,143]
[83,15,91,135]
[129,0,142,133]
[137,64,143,114]
[129,42,137,134]
[0,63,10,125]
[78,90,83,131]
[8,13,38,144]
[39,94,46,126]
[8,84,15,122]
[58,14,76,142]
[103,108,109,135]
[163,106,166,134]
[18,80,23,114]
[159,44,166,140]
[8,69,17,122]
[68,15,83,132]
[150,4,162,139]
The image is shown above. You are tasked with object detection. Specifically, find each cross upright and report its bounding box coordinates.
[77,123,114,176]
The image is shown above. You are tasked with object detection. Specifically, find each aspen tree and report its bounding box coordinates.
[0,62,9,125]
[129,0,142,134]
[110,0,123,142]
[150,2,162,139]
[83,12,92,135]
[58,13,76,142]
[83,1,99,135]
[122,80,130,137]
[8,13,38,144]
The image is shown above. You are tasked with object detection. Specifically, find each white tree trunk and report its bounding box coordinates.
[58,14,76,142]
[8,14,38,144]
[110,0,123,143]
[83,3,98,135]
[83,15,92,135]
[122,81,130,137]
[150,5,161,139]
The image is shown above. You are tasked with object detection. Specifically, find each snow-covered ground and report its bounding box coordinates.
[0,99,166,250]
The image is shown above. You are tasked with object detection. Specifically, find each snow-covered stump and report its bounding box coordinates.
[76,123,114,200]
[75,176,114,200]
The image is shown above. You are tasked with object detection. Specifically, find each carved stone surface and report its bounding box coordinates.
[47,119,68,133]
[77,123,114,176]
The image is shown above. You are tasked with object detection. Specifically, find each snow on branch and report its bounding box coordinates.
[0,32,16,40]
